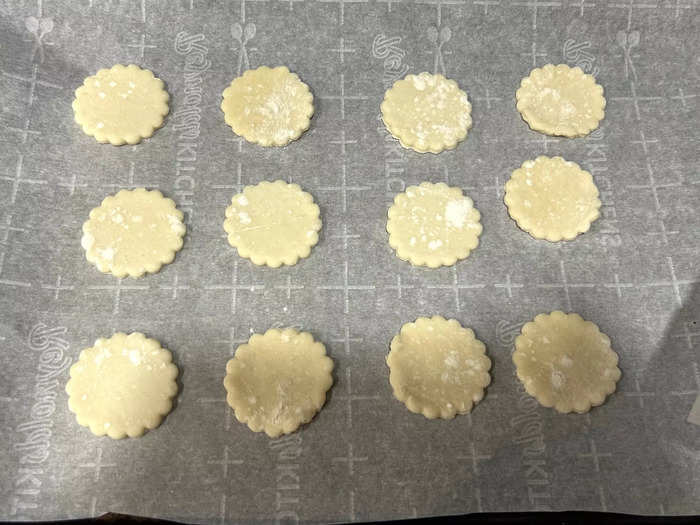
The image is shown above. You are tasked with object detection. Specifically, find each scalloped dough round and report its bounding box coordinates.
[387,182,482,268]
[221,66,314,147]
[381,72,472,153]
[513,311,621,414]
[223,180,321,267]
[66,332,179,439]
[504,156,601,242]
[72,64,169,145]
[81,188,186,278]
[387,316,491,419]
[223,328,334,438]
[516,64,605,137]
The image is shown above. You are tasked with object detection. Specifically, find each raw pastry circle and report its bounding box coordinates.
[381,72,472,153]
[66,332,179,439]
[223,328,334,438]
[504,156,601,242]
[81,188,186,278]
[516,64,605,137]
[387,182,482,268]
[513,311,621,414]
[221,66,314,147]
[223,180,321,267]
[72,64,169,145]
[387,316,491,419]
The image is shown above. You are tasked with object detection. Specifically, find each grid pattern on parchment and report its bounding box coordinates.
[1,0,699,522]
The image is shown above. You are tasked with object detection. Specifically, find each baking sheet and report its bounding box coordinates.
[1,0,699,522]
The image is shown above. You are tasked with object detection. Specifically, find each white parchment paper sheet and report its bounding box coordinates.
[1,1,699,522]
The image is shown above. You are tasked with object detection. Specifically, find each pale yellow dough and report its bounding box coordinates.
[387,316,491,419]
[221,66,314,147]
[81,188,186,278]
[381,72,472,153]
[66,332,179,439]
[223,328,334,438]
[387,182,482,268]
[516,64,605,137]
[504,156,601,242]
[513,311,621,414]
[223,180,321,267]
[72,64,169,145]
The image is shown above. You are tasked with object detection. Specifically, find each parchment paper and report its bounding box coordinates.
[1,1,699,523]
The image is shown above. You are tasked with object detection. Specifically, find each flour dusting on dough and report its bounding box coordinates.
[513,311,621,414]
[98,247,115,261]
[387,183,482,267]
[551,370,565,389]
[223,328,333,437]
[223,181,321,267]
[560,355,573,367]
[381,72,472,153]
[81,189,185,278]
[445,199,473,229]
[504,156,600,242]
[221,66,313,147]
[73,64,169,145]
[387,316,491,419]
[65,332,178,439]
[444,352,460,369]
[516,64,605,138]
